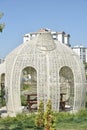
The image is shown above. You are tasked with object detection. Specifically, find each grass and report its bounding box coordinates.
[55,109,87,130]
[0,113,37,130]
[0,109,87,130]
[0,93,87,130]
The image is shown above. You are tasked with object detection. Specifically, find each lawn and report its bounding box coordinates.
[0,109,87,130]
[55,109,87,130]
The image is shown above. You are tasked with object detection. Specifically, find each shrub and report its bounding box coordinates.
[35,100,44,128]
[21,95,27,106]
[44,100,56,130]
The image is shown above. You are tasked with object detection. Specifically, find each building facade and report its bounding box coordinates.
[72,45,87,63]
[23,28,71,47]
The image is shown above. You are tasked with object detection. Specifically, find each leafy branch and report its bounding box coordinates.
[0,12,5,32]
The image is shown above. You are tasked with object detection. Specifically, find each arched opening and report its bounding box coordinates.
[0,73,6,107]
[59,66,74,111]
[20,66,37,112]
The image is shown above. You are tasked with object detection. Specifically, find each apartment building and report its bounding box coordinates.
[72,45,87,63]
[23,28,71,47]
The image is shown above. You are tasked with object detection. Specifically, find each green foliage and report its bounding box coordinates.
[0,12,5,32]
[55,109,87,130]
[35,100,44,128]
[85,73,87,80]
[0,13,4,18]
[21,84,32,106]
[21,95,27,106]
[35,100,56,130]
[0,109,87,129]
[85,92,87,108]
[22,84,32,91]
[0,23,5,32]
[77,109,87,118]
[0,113,36,130]
[84,62,87,70]
[44,100,56,130]
[55,112,75,123]
[84,62,87,80]
[0,85,6,107]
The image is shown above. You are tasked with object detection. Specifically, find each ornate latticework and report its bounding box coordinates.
[0,32,86,115]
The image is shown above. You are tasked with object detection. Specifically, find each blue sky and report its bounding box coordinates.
[0,0,87,58]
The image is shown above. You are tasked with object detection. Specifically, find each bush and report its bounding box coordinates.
[44,100,56,130]
[35,100,44,128]
[21,95,27,106]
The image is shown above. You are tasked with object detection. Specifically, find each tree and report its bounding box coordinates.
[35,100,56,130]
[84,62,87,70]
[35,100,44,128]
[0,13,5,32]
[0,83,5,107]
[84,62,87,80]
[44,100,56,130]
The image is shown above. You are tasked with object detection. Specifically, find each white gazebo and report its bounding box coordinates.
[0,31,86,116]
